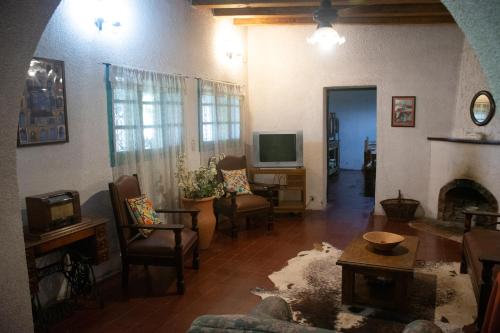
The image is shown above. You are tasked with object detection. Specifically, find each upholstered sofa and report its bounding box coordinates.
[187,296,443,333]
[461,209,500,330]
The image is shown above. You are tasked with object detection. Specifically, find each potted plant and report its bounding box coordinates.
[175,154,224,249]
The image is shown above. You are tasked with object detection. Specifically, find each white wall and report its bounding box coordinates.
[328,89,376,170]
[451,40,498,140]
[247,24,463,212]
[16,0,247,302]
[425,39,500,218]
[0,1,61,330]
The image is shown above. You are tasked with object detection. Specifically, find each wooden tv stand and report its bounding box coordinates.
[250,167,306,216]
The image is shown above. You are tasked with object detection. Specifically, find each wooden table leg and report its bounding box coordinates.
[342,266,355,305]
[394,272,410,311]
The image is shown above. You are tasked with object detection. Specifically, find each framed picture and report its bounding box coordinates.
[18,57,68,147]
[391,96,416,127]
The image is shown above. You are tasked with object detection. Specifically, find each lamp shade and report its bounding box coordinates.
[307,26,346,51]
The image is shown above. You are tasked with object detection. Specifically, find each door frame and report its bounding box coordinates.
[323,86,377,202]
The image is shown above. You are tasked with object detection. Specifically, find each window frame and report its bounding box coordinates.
[107,71,184,166]
[198,82,242,147]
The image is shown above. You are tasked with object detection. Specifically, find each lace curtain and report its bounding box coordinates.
[198,79,245,164]
[108,65,186,209]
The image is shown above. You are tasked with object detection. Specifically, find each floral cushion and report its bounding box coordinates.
[126,195,160,238]
[221,169,252,195]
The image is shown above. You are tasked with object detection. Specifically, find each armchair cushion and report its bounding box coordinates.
[221,169,252,195]
[216,194,270,213]
[127,228,197,256]
[126,195,160,238]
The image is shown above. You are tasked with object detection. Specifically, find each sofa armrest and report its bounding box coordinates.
[249,296,292,322]
[188,314,335,333]
[463,209,500,232]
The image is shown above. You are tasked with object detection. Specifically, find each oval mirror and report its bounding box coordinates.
[470,90,495,126]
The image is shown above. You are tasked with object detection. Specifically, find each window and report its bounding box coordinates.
[107,66,185,168]
[200,91,241,143]
[107,65,186,210]
[198,79,243,162]
[112,87,183,153]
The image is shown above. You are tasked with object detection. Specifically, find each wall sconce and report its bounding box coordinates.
[94,0,122,31]
[95,17,121,31]
[215,20,244,64]
[225,51,243,61]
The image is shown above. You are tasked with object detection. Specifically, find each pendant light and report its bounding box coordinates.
[307,0,346,50]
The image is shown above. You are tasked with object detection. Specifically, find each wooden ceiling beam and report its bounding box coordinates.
[233,15,455,25]
[213,4,448,18]
[213,6,317,17]
[192,0,441,9]
[338,4,448,17]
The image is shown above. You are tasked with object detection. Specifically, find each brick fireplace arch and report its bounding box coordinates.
[437,179,498,222]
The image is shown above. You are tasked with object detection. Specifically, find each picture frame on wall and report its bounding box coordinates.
[18,57,69,147]
[391,96,416,127]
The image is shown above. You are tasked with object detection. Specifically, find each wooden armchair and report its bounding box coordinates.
[108,174,199,295]
[461,209,500,331]
[214,155,276,238]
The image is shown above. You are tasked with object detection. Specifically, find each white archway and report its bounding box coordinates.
[0,1,61,332]
[0,1,498,331]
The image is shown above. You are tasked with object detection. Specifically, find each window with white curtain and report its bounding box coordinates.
[107,65,186,210]
[198,79,244,162]
[111,81,183,154]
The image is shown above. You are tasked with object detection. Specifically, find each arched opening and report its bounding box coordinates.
[1,1,500,332]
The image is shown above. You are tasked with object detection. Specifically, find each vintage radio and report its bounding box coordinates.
[26,190,81,233]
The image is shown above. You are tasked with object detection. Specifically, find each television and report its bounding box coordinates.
[252,131,303,168]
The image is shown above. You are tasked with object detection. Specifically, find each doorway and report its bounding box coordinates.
[326,87,377,204]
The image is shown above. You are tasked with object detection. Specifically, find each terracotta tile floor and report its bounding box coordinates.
[51,170,462,332]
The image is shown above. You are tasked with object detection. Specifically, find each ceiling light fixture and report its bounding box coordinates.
[307,0,345,51]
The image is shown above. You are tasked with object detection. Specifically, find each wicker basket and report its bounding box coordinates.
[380,190,420,221]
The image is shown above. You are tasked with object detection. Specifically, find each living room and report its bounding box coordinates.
[1,1,500,332]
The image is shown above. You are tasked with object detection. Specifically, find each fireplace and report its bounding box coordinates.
[437,179,498,223]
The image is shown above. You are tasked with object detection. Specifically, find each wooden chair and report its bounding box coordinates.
[108,174,199,294]
[214,155,276,238]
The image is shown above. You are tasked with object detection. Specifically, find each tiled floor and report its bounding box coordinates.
[51,170,462,332]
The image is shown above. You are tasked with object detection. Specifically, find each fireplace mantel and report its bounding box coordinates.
[427,137,500,145]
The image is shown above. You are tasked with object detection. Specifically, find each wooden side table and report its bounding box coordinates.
[336,234,419,311]
[249,167,306,216]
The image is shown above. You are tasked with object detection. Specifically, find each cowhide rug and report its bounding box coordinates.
[252,242,476,333]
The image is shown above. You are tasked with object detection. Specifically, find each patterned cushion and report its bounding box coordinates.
[221,169,252,195]
[126,195,160,238]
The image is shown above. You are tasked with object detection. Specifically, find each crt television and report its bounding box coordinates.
[253,131,303,168]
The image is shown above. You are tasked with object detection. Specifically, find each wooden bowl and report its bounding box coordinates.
[363,231,405,252]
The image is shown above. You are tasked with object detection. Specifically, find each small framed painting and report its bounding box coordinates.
[18,57,69,147]
[392,96,416,127]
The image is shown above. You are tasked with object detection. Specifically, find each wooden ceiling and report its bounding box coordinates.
[191,0,455,25]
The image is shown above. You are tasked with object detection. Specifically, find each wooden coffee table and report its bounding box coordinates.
[336,234,419,311]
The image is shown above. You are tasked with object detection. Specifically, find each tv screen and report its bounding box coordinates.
[259,134,297,162]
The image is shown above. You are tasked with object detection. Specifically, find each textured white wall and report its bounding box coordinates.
[247,25,463,213]
[16,0,247,300]
[425,39,500,218]
[443,0,500,104]
[451,40,498,140]
[0,1,61,331]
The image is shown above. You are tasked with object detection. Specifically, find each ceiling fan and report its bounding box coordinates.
[307,0,346,50]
